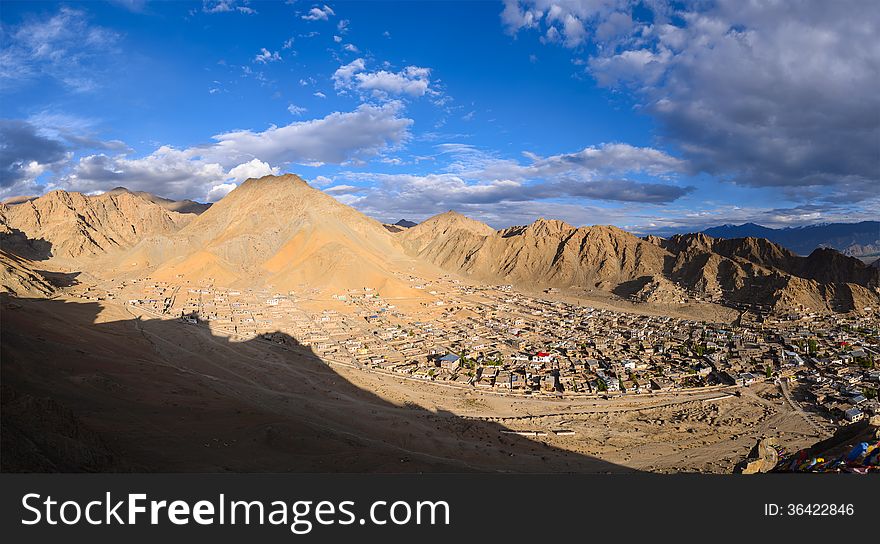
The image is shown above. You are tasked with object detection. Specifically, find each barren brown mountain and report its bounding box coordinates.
[662,234,879,312]
[1,174,877,313]
[106,174,435,297]
[402,211,880,313]
[402,215,667,292]
[0,190,192,262]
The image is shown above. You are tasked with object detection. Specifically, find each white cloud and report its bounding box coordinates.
[331,166,691,228]
[502,0,626,48]
[500,0,543,34]
[323,184,366,195]
[313,91,326,98]
[311,175,333,187]
[327,139,692,223]
[560,13,587,47]
[226,158,279,183]
[301,5,335,21]
[206,183,237,202]
[332,58,365,82]
[0,7,119,92]
[66,147,226,200]
[254,48,281,64]
[525,143,687,178]
[0,119,77,197]
[505,1,880,203]
[287,104,307,115]
[202,0,255,14]
[333,58,433,98]
[49,104,412,201]
[439,142,686,184]
[206,102,412,166]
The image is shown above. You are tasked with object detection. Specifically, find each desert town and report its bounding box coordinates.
[71,271,878,434]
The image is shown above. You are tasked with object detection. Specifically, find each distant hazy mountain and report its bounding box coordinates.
[394,219,418,228]
[104,187,212,215]
[701,221,880,258]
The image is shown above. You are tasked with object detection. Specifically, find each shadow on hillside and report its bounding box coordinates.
[0,228,53,261]
[35,270,81,289]
[612,276,652,298]
[0,294,639,474]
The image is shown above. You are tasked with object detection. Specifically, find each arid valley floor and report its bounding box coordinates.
[2,271,822,474]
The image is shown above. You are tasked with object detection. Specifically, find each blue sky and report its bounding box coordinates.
[1,1,877,232]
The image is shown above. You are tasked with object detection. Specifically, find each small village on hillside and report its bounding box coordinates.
[70,271,879,434]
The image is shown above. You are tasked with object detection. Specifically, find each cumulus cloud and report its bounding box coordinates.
[66,147,227,200]
[253,48,281,64]
[287,104,307,115]
[326,140,692,224]
[500,0,543,33]
[67,153,277,202]
[0,7,119,92]
[333,58,433,98]
[442,142,688,186]
[501,0,624,48]
[206,183,237,202]
[503,0,880,204]
[302,5,335,21]
[329,170,693,228]
[226,158,279,182]
[517,143,686,179]
[1,113,137,182]
[52,104,413,201]
[339,170,689,208]
[66,152,281,202]
[202,1,255,14]
[205,102,412,166]
[0,120,72,197]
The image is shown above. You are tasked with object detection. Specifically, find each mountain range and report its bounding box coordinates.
[699,221,880,260]
[2,174,878,314]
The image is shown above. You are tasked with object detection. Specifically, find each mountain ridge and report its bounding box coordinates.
[2,175,877,314]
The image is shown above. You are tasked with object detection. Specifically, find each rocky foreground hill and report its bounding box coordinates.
[2,174,878,314]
